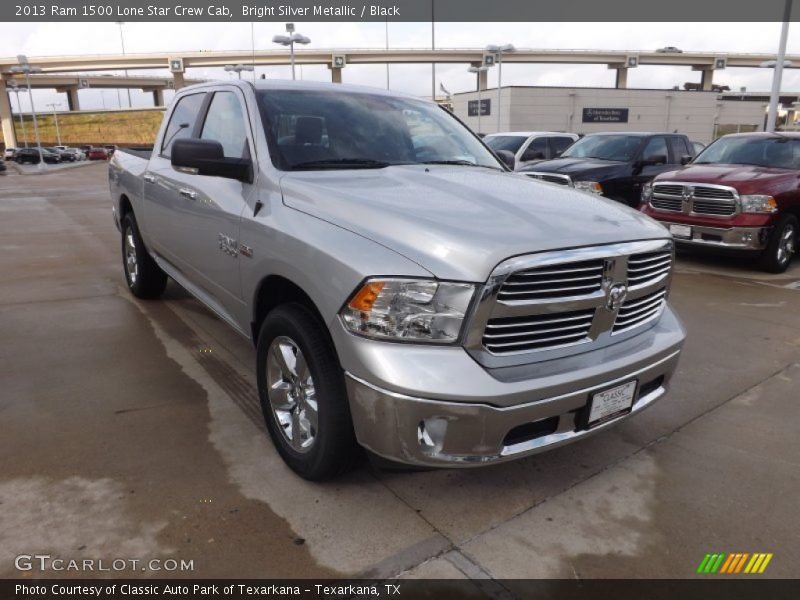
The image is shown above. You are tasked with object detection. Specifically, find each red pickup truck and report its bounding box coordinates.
[640,132,799,272]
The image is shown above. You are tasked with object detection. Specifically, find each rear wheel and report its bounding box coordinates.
[759,215,797,273]
[256,304,358,481]
[121,212,167,299]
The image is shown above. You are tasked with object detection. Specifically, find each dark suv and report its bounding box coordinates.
[521,132,695,207]
[14,147,62,165]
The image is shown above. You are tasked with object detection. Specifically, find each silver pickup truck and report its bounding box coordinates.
[109,80,685,480]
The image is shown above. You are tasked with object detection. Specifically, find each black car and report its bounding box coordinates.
[45,147,76,162]
[520,132,694,207]
[14,147,62,165]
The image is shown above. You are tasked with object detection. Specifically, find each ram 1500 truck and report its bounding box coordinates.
[109,81,685,480]
[641,132,800,273]
[521,132,694,207]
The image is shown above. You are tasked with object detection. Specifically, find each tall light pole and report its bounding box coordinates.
[46,102,62,146]
[468,65,489,135]
[486,44,515,133]
[431,0,436,100]
[385,18,390,89]
[224,64,254,80]
[766,0,793,133]
[8,81,29,148]
[10,55,44,168]
[115,22,132,108]
[272,24,310,80]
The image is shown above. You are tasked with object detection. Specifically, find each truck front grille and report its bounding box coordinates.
[613,288,667,333]
[471,240,674,360]
[483,309,595,353]
[651,182,738,218]
[497,259,604,302]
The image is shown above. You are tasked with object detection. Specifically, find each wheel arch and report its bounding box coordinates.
[251,274,330,347]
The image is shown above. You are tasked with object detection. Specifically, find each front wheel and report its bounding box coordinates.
[759,215,797,273]
[256,304,358,481]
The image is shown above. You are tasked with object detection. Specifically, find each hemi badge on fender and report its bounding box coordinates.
[239,244,253,258]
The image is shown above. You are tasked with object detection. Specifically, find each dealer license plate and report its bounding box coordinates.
[669,224,692,239]
[588,380,637,427]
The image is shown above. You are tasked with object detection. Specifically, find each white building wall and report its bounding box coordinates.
[453,86,767,144]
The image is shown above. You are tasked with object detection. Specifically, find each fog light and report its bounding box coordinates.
[417,418,448,452]
[742,232,753,243]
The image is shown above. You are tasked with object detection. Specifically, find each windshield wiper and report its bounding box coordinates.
[420,160,501,170]
[290,158,391,170]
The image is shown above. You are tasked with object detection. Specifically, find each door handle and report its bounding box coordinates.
[179,188,197,200]
[143,174,157,184]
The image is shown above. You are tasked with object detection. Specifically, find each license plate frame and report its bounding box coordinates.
[669,223,692,239]
[587,380,638,428]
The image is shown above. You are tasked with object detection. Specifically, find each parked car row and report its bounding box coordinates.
[2,145,116,164]
[492,129,796,273]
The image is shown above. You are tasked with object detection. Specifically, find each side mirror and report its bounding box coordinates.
[495,149,516,170]
[171,138,253,183]
[680,154,693,165]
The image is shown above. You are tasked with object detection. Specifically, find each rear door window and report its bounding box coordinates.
[160,92,206,158]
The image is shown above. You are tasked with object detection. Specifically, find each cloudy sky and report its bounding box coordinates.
[1,21,799,112]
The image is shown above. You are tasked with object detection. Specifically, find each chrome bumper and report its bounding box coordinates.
[345,347,682,468]
[662,221,771,251]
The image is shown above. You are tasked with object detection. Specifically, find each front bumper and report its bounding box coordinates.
[342,308,684,467]
[659,221,771,251]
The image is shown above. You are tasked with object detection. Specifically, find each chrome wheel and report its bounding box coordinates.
[124,226,138,285]
[777,223,796,266]
[266,336,318,453]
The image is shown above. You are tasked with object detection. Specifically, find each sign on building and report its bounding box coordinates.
[468,98,491,116]
[582,108,629,123]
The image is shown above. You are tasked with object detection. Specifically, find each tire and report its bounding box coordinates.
[759,214,798,274]
[256,303,358,481]
[121,212,167,299]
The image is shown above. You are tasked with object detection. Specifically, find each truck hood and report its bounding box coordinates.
[656,163,799,195]
[280,165,668,282]
[520,157,627,181]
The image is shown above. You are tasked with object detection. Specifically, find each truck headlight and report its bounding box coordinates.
[641,181,654,204]
[740,195,778,214]
[341,279,475,343]
[573,180,603,195]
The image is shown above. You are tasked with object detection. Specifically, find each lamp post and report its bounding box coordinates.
[115,22,132,108]
[467,65,489,135]
[10,55,44,168]
[8,81,29,148]
[486,44,515,133]
[272,24,310,80]
[46,102,62,146]
[765,0,793,132]
[224,64,254,80]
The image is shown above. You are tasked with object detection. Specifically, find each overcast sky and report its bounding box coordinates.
[1,21,800,111]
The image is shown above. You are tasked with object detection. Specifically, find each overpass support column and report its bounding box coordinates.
[0,78,18,150]
[173,72,186,91]
[614,68,628,89]
[471,62,488,91]
[700,68,714,91]
[152,88,165,106]
[66,87,80,111]
[328,65,342,83]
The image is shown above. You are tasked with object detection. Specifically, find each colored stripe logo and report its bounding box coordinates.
[697,553,773,574]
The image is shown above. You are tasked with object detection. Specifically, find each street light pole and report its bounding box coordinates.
[9,82,29,148]
[116,22,132,108]
[11,56,44,168]
[486,44,515,133]
[272,24,310,81]
[224,64,254,79]
[767,0,793,133]
[468,65,489,135]
[46,103,62,146]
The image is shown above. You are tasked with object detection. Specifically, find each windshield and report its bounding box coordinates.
[561,135,643,162]
[694,136,800,169]
[256,89,503,170]
[484,135,528,154]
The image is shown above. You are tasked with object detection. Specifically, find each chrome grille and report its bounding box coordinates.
[497,259,604,302]
[627,250,672,287]
[613,288,667,334]
[483,309,594,353]
[525,172,572,186]
[692,200,736,216]
[650,182,738,218]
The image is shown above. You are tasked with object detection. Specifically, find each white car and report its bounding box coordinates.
[4,147,16,160]
[484,131,579,171]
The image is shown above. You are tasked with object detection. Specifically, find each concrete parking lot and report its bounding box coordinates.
[1,163,799,581]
